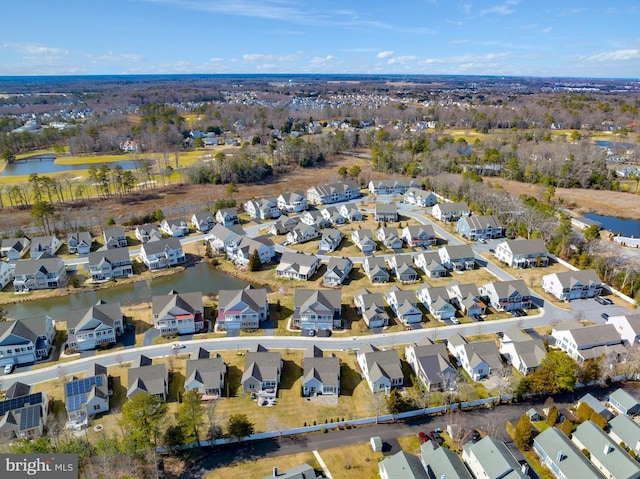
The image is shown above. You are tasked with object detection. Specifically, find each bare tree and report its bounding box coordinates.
[491,363,515,402]
[205,400,221,441]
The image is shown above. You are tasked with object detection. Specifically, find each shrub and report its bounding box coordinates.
[321,427,327,434]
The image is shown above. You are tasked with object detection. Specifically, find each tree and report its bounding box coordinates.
[226,182,238,199]
[584,224,600,242]
[576,402,595,423]
[154,208,165,222]
[119,393,168,451]
[227,414,254,442]
[193,137,204,149]
[31,201,55,235]
[337,166,348,179]
[163,425,185,452]
[0,306,8,322]
[176,389,205,447]
[1,148,16,164]
[514,414,533,450]
[385,389,404,418]
[546,405,558,426]
[248,249,261,272]
[349,165,361,179]
[559,420,574,437]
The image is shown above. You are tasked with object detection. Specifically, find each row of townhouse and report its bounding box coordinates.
[368,178,421,195]
[306,181,361,205]
[352,224,439,255]
[190,208,240,233]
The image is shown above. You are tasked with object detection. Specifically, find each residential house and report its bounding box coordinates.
[30,235,61,258]
[377,227,403,250]
[368,178,420,195]
[0,315,55,365]
[606,313,640,346]
[306,181,360,205]
[139,237,185,270]
[152,290,204,335]
[379,451,429,479]
[269,215,299,236]
[354,289,389,328]
[0,387,48,440]
[405,339,456,391]
[338,203,362,221]
[227,235,275,266]
[462,436,527,479]
[320,206,346,226]
[67,300,123,351]
[13,254,66,292]
[241,345,282,397]
[404,187,437,207]
[385,285,423,324]
[323,257,352,286]
[276,251,321,281]
[127,356,168,401]
[351,229,377,253]
[447,333,503,380]
[65,367,109,429]
[417,284,457,321]
[402,225,437,247]
[494,238,549,268]
[244,197,280,220]
[480,279,533,312]
[286,224,320,245]
[387,255,419,283]
[160,218,189,237]
[438,244,476,271]
[67,232,92,254]
[208,223,245,253]
[362,255,390,284]
[185,350,226,400]
[577,393,613,420]
[103,226,127,248]
[215,207,239,226]
[607,388,640,416]
[414,252,447,278]
[431,202,470,222]
[542,269,603,301]
[277,191,308,213]
[571,421,640,479]
[293,289,342,332]
[135,224,162,243]
[87,247,133,281]
[420,439,473,479]
[532,427,602,479]
[446,281,486,317]
[374,203,398,222]
[318,228,342,253]
[261,464,319,479]
[456,215,503,240]
[551,321,626,362]
[299,210,329,229]
[217,286,268,331]
[608,414,640,455]
[0,261,13,290]
[191,211,215,233]
[1,237,30,260]
[499,327,546,376]
[357,344,403,393]
[302,346,340,397]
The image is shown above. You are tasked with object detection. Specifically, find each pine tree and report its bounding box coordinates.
[248,249,261,271]
[514,413,532,450]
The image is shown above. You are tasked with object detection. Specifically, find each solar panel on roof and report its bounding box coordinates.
[19,405,41,431]
[66,393,88,413]
[64,375,103,398]
[0,393,44,416]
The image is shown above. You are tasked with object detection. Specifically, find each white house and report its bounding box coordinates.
[87,248,133,281]
[0,261,13,290]
[160,218,189,237]
[1,237,30,260]
[286,224,320,245]
[417,285,457,321]
[385,285,422,324]
[103,226,127,248]
[293,289,342,332]
[447,333,502,380]
[217,286,268,331]
[30,236,62,259]
[499,327,546,376]
[495,238,549,268]
[191,211,215,232]
[135,224,162,243]
[276,251,320,281]
[152,290,204,335]
[139,238,185,270]
[551,321,626,362]
[67,232,92,254]
[318,228,342,253]
[402,225,437,247]
[462,437,527,479]
[226,235,275,266]
[431,202,469,222]
[277,191,308,213]
[306,181,360,205]
[438,245,476,271]
[480,279,532,312]
[65,367,109,430]
[215,207,239,227]
[13,254,66,292]
[354,289,389,328]
[208,223,245,253]
[404,187,437,207]
[377,227,403,250]
[66,301,123,351]
[362,255,390,283]
[606,313,640,346]
[323,257,353,286]
[352,229,377,253]
[302,346,340,397]
[338,203,362,221]
[357,344,403,393]
[541,269,603,301]
[244,197,280,220]
[456,215,503,240]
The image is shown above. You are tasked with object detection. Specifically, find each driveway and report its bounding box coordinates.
[143,328,161,346]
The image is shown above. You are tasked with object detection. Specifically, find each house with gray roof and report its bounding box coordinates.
[241,345,282,397]
[269,215,299,236]
[446,281,486,317]
[542,269,603,301]
[65,366,109,429]
[406,338,456,391]
[351,229,377,253]
[551,322,626,362]
[0,261,12,290]
[286,223,320,245]
[447,333,503,381]
[191,211,215,233]
[414,252,447,278]
[608,414,640,455]
[67,300,123,351]
[379,451,428,479]
[499,327,546,376]
[357,344,403,393]
[217,286,268,331]
[354,289,390,329]
[262,464,320,479]
[302,346,340,397]
[0,385,48,440]
[323,257,352,286]
[457,215,503,240]
[277,191,308,213]
[607,388,640,416]
[417,284,456,321]
[377,226,403,249]
[160,218,189,237]
[30,235,61,259]
[185,351,226,400]
[135,223,162,243]
[571,421,640,479]
[139,237,185,270]
[227,235,275,266]
[578,393,614,420]
[67,231,92,254]
[320,206,346,226]
[209,223,245,254]
[402,225,437,247]
[13,254,66,292]
[439,244,476,271]
[0,315,56,366]
[369,178,421,195]
[404,187,437,207]
[306,181,360,205]
[127,356,168,401]
[362,255,389,283]
[1,237,30,260]
[103,226,127,248]
[215,207,239,227]
[420,439,473,479]
[387,254,419,283]
[532,426,602,479]
[606,313,640,346]
[293,289,342,333]
[338,202,362,221]
[375,203,398,222]
[244,197,280,220]
[152,290,204,335]
[462,436,527,479]
[385,285,422,324]
[495,238,549,268]
[318,228,343,253]
[432,202,470,222]
[87,247,133,281]
[276,251,320,281]
[480,279,533,312]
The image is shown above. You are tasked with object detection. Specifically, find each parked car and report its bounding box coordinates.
[595,296,607,305]
[417,431,429,443]
[471,429,481,442]
[489,248,495,253]
[450,317,460,324]
[4,363,14,374]
[601,313,609,320]
[171,343,185,350]
[478,238,487,244]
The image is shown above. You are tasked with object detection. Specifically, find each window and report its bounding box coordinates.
[93,404,101,411]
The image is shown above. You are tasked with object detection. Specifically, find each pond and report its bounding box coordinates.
[4,262,251,319]
[584,213,640,237]
[594,140,633,150]
[1,155,141,177]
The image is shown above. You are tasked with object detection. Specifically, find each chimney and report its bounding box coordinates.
[273,466,278,477]
[556,451,566,462]
[521,464,529,475]
[603,443,613,455]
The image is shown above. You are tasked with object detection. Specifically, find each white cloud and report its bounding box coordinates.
[585,49,640,62]
[3,42,68,55]
[242,52,303,63]
[377,50,394,59]
[388,56,418,65]
[480,1,519,16]
[310,55,337,65]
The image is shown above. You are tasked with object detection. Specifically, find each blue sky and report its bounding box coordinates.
[1,0,639,78]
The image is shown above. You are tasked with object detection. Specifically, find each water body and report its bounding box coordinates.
[594,140,633,150]
[584,213,640,237]
[5,262,250,319]
[1,155,140,177]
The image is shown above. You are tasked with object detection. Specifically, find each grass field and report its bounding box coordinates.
[203,452,320,479]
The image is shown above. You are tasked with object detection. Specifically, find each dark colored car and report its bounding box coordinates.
[471,429,481,442]
[418,432,429,443]
[601,313,609,320]
[595,296,607,305]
